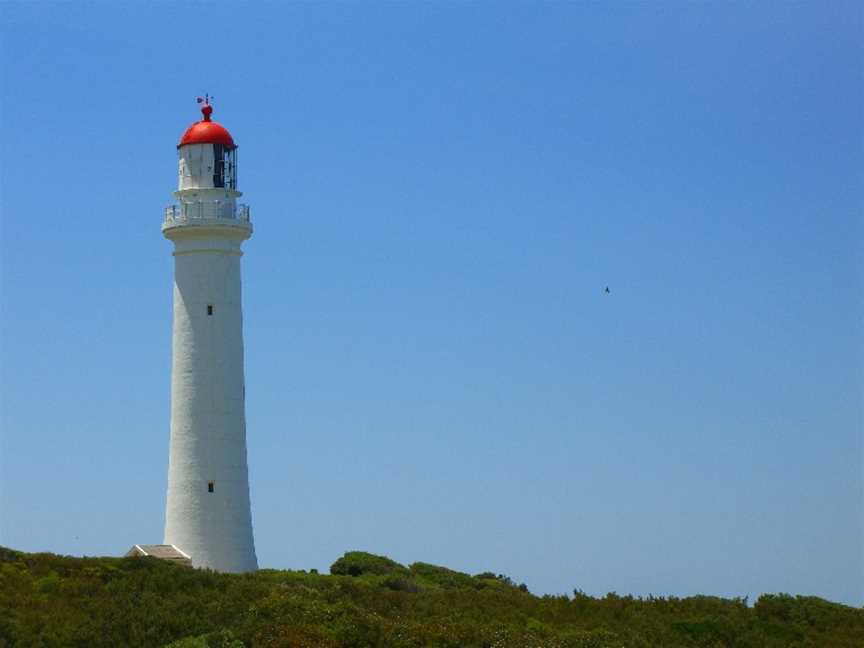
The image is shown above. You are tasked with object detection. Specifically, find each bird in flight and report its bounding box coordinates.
[604,286,611,294]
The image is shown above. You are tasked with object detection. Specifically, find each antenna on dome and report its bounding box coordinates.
[196,94,214,121]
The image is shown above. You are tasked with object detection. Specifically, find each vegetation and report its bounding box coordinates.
[0,546,861,647]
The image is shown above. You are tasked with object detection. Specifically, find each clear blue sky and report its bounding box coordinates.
[1,2,861,606]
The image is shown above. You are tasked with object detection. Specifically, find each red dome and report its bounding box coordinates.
[178,103,236,148]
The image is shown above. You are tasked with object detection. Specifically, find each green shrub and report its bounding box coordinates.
[1,545,862,648]
[329,551,407,577]
[382,576,422,593]
[409,562,476,589]
[164,629,244,648]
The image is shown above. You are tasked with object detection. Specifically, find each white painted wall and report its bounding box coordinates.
[162,143,257,573]
[179,143,217,190]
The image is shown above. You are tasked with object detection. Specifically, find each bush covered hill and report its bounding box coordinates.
[0,546,861,648]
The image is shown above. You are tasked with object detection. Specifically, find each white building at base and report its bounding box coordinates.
[159,99,258,573]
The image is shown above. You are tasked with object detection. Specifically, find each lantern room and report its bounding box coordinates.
[164,98,250,230]
[177,100,238,192]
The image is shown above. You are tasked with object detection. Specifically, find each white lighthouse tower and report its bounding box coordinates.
[161,98,257,572]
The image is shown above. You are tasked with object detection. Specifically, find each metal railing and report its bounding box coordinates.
[163,201,251,226]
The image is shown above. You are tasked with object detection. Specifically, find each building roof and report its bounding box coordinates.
[178,102,235,149]
[126,544,192,565]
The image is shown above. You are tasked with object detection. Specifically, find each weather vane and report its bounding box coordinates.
[196,93,213,106]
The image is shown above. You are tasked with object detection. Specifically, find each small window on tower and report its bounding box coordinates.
[208,481,214,493]
[207,304,213,316]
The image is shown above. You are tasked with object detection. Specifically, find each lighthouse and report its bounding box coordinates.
[160,98,258,572]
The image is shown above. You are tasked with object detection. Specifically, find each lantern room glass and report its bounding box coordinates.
[213,144,237,190]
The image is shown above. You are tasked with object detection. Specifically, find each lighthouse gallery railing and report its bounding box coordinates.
[164,201,250,225]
